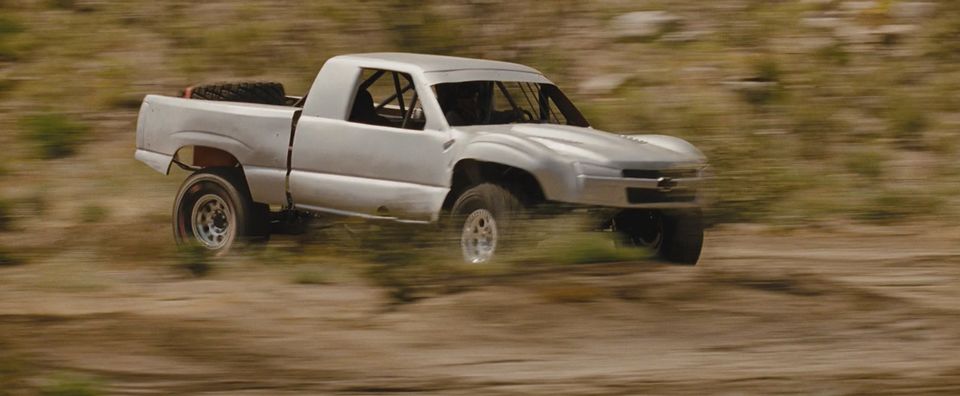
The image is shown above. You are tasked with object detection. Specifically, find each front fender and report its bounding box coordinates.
[455,139,578,202]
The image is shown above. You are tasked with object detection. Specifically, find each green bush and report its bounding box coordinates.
[40,375,102,396]
[524,232,650,265]
[18,114,90,159]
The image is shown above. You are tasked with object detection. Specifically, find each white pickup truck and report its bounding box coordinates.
[135,53,708,264]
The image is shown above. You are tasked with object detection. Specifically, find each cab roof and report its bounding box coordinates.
[331,52,543,75]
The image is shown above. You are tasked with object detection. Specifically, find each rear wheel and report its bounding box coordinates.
[614,209,704,265]
[450,183,525,264]
[173,168,270,255]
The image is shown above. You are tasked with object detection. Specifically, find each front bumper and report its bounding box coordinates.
[566,174,704,209]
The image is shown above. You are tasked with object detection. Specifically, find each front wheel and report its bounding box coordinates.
[450,183,525,264]
[614,209,704,265]
[172,168,269,255]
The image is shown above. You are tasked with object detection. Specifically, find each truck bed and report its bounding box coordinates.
[135,95,299,205]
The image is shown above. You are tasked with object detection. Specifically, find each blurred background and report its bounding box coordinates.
[0,0,959,394]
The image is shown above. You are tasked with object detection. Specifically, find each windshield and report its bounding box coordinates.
[434,81,589,128]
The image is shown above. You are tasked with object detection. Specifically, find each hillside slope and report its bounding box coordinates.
[0,0,957,231]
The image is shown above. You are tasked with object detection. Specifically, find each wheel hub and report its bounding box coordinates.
[461,209,498,264]
[191,194,233,249]
[613,211,663,250]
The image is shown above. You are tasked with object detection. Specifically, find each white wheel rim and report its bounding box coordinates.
[191,194,234,250]
[461,209,498,264]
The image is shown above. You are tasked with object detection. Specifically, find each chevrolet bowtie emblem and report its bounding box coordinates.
[657,177,678,192]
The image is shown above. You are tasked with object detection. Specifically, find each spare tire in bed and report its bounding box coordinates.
[185,81,287,106]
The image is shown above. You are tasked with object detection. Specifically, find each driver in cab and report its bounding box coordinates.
[439,82,525,127]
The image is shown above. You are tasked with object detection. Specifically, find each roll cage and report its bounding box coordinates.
[357,69,422,130]
[435,80,590,127]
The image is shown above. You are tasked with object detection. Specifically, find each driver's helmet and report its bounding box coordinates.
[456,81,484,98]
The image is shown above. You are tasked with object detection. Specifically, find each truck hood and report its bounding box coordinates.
[456,124,707,170]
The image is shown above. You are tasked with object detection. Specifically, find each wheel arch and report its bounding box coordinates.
[442,158,546,211]
[174,145,241,170]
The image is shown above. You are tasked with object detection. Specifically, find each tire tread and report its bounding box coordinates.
[188,81,287,106]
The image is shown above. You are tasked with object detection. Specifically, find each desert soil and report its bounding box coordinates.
[1,224,959,395]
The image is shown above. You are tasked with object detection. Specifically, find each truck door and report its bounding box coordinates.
[289,68,450,222]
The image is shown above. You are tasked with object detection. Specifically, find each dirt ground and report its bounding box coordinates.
[1,223,959,395]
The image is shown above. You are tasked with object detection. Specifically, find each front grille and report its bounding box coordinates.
[622,169,699,179]
[626,188,697,204]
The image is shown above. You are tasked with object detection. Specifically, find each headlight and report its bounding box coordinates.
[574,161,621,177]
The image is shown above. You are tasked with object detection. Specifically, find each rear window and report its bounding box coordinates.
[348,69,426,131]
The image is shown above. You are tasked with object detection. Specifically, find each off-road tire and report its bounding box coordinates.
[616,209,703,265]
[450,183,526,263]
[659,209,704,265]
[173,167,270,256]
[186,81,287,106]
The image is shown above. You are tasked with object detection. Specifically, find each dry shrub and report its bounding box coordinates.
[18,114,90,160]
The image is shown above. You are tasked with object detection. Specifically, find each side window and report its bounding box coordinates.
[348,69,426,131]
